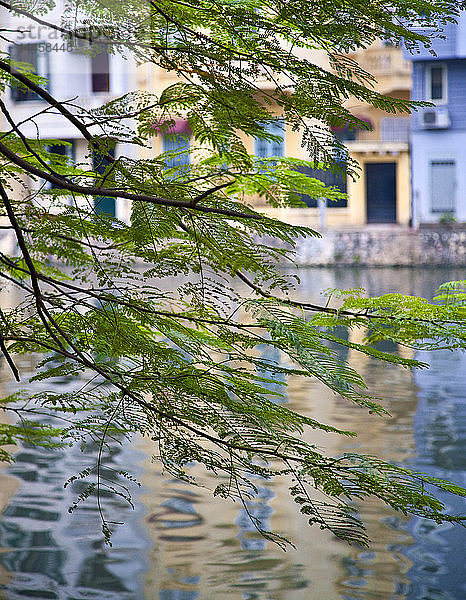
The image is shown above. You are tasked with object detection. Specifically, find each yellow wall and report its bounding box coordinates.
[140,46,412,229]
[348,143,411,227]
[255,127,411,229]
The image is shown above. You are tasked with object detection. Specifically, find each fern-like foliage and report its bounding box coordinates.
[0,0,465,547]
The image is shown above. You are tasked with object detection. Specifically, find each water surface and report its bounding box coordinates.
[0,267,465,599]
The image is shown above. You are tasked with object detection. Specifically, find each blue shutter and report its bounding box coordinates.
[254,119,284,158]
[430,160,456,212]
[48,140,75,191]
[163,135,190,169]
[93,145,116,216]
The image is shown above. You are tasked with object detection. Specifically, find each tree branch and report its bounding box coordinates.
[0,139,265,220]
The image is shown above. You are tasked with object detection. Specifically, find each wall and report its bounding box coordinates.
[145,45,412,228]
[411,59,466,130]
[402,20,459,61]
[409,55,466,225]
[411,128,466,224]
[264,142,411,228]
[289,226,466,266]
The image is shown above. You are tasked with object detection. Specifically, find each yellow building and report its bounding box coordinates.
[140,41,413,229]
[264,41,413,229]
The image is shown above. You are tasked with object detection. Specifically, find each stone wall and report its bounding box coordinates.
[293,226,466,266]
[1,226,465,267]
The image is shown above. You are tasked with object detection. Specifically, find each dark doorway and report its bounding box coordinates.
[365,162,397,223]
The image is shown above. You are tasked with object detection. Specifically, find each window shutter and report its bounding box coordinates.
[254,119,284,158]
[430,160,456,212]
[91,46,110,93]
[163,135,190,169]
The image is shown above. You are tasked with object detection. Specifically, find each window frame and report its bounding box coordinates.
[295,163,348,209]
[162,134,191,173]
[430,159,456,214]
[92,142,117,216]
[91,45,110,93]
[254,119,285,159]
[426,63,448,104]
[9,42,49,102]
[46,139,75,191]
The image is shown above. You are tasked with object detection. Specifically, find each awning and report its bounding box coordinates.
[151,119,192,135]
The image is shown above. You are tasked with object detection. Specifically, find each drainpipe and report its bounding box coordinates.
[319,197,327,230]
[409,131,419,229]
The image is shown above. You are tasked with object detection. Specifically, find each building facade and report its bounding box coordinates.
[143,43,413,230]
[341,40,413,228]
[2,9,416,231]
[404,14,466,225]
[0,4,136,222]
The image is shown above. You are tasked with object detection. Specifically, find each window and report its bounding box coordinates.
[333,127,356,142]
[93,143,116,216]
[47,140,75,190]
[430,160,456,213]
[299,167,347,208]
[381,117,411,143]
[426,64,447,103]
[254,120,284,158]
[163,135,190,170]
[10,43,48,101]
[295,164,347,208]
[91,46,110,93]
[48,140,75,162]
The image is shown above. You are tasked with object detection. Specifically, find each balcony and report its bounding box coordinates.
[349,45,412,95]
[381,116,411,142]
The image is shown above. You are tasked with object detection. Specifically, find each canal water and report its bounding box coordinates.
[0,267,465,600]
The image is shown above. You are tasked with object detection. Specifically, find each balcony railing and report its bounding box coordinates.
[381,117,411,143]
[355,46,411,77]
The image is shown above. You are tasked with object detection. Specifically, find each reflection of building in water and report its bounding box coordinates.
[1,268,463,598]
[0,352,149,598]
[137,430,347,599]
[283,270,423,599]
[133,269,432,599]
[0,433,149,599]
[285,323,418,600]
[404,349,466,600]
[256,343,287,401]
[235,481,274,551]
[0,350,21,590]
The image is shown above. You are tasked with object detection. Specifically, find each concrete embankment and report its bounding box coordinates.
[292,225,466,267]
[1,225,465,267]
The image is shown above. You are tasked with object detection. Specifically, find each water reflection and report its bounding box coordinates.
[0,268,465,599]
[404,349,466,600]
[0,366,149,598]
[236,484,274,552]
[0,432,149,599]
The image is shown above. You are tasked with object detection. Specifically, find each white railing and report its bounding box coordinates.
[381,117,411,142]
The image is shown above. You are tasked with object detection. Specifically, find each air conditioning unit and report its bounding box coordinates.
[420,107,450,130]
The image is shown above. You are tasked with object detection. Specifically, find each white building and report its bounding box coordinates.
[0,3,137,221]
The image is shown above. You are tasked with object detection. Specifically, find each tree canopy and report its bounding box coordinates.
[0,0,465,547]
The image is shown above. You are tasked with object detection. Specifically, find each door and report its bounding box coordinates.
[365,162,397,223]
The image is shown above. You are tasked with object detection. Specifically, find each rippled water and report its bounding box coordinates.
[0,268,465,599]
